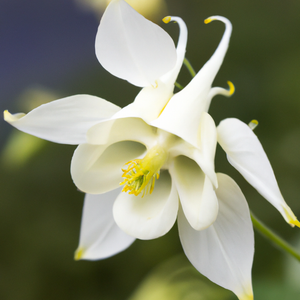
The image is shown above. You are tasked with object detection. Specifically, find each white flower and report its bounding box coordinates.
[4,1,299,300]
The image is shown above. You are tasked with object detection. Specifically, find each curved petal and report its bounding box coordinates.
[207,81,235,103]
[151,16,232,147]
[160,16,188,87]
[170,155,218,230]
[166,112,218,187]
[195,112,218,186]
[217,118,300,227]
[75,190,135,260]
[87,117,157,145]
[113,171,179,239]
[178,173,254,300]
[71,141,146,194]
[112,80,173,123]
[4,95,120,145]
[96,0,176,87]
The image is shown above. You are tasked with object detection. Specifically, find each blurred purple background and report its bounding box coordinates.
[0,0,99,141]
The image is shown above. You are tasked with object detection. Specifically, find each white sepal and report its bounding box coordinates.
[218,118,300,227]
[75,190,135,260]
[4,95,120,145]
[178,173,254,300]
[96,0,176,87]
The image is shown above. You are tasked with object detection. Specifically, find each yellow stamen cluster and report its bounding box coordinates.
[120,159,159,197]
[120,146,167,197]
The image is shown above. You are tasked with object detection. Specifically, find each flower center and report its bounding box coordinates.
[120,146,168,197]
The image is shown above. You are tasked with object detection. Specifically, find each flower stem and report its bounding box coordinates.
[175,82,184,90]
[250,212,300,262]
[183,58,196,77]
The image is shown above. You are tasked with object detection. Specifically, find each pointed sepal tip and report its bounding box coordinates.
[74,247,85,261]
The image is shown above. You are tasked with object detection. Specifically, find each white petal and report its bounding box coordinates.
[156,112,218,187]
[170,155,218,230]
[4,95,120,145]
[96,0,176,87]
[87,115,158,146]
[112,79,174,123]
[178,173,254,300]
[151,17,232,147]
[75,190,135,260]
[218,118,300,227]
[195,112,218,187]
[71,141,146,194]
[113,171,179,239]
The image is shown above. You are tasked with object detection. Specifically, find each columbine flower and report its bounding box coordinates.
[3,1,299,300]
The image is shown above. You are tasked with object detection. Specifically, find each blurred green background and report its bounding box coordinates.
[1,0,300,299]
